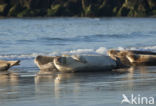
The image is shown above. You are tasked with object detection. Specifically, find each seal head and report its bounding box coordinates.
[34,55,57,71]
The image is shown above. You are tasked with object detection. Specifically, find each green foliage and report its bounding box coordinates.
[83,5,91,16]
[8,5,18,16]
[47,4,62,16]
[152,10,156,15]
[0,4,7,13]
[0,0,156,17]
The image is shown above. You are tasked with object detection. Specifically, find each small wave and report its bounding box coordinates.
[36,32,152,44]
[116,46,156,52]
[0,46,155,59]
[41,37,68,41]
[78,34,128,41]
[63,49,98,55]
[39,37,76,42]
[80,32,150,40]
[0,53,38,59]
[17,39,34,42]
[0,52,60,59]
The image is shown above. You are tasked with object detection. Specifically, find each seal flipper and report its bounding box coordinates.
[71,55,87,63]
[8,60,20,67]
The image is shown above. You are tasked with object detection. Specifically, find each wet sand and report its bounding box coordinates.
[0,66,156,106]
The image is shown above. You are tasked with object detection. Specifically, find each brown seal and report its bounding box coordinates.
[107,50,132,66]
[0,60,20,71]
[127,54,156,66]
[107,49,156,66]
[34,55,57,71]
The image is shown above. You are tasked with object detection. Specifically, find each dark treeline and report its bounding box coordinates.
[0,0,156,17]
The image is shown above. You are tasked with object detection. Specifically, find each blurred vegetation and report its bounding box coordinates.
[0,0,156,17]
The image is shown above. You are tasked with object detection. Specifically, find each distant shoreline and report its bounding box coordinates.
[0,0,156,18]
[0,16,156,19]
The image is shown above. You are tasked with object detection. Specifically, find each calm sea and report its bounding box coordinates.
[0,18,156,106]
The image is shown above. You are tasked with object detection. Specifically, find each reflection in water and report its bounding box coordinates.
[0,72,19,102]
[34,67,156,106]
[54,73,83,99]
[35,70,129,101]
[0,72,35,102]
[35,72,82,100]
[117,66,156,93]
[0,72,19,85]
[34,72,56,93]
[0,66,156,106]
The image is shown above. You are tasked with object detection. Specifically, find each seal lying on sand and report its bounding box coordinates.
[107,50,132,66]
[34,55,57,71]
[53,55,116,72]
[0,60,20,71]
[34,50,156,72]
[108,49,156,66]
[127,54,156,65]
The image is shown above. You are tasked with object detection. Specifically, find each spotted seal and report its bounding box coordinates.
[53,55,116,72]
[107,49,156,66]
[0,60,20,71]
[34,55,57,71]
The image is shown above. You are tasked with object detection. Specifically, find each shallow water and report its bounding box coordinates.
[0,18,156,106]
[0,67,156,106]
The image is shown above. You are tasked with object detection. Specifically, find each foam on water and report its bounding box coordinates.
[117,46,156,52]
[0,46,156,59]
[0,18,156,106]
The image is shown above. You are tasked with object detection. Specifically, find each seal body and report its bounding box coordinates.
[107,50,132,66]
[108,49,156,66]
[0,60,20,71]
[53,55,117,72]
[127,54,156,66]
[34,50,156,73]
[34,55,57,71]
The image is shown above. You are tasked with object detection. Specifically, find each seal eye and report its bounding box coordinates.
[57,57,66,65]
[57,57,62,63]
[36,55,42,61]
[62,57,66,64]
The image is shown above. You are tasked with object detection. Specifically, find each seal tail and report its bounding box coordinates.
[8,60,20,67]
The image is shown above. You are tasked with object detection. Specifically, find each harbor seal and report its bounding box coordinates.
[0,60,20,71]
[34,55,57,71]
[107,49,156,66]
[53,55,116,72]
[107,50,132,66]
[127,54,156,66]
[34,50,156,73]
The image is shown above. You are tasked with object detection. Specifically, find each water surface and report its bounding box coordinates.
[0,18,156,106]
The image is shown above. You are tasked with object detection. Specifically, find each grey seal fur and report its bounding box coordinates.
[53,55,116,72]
